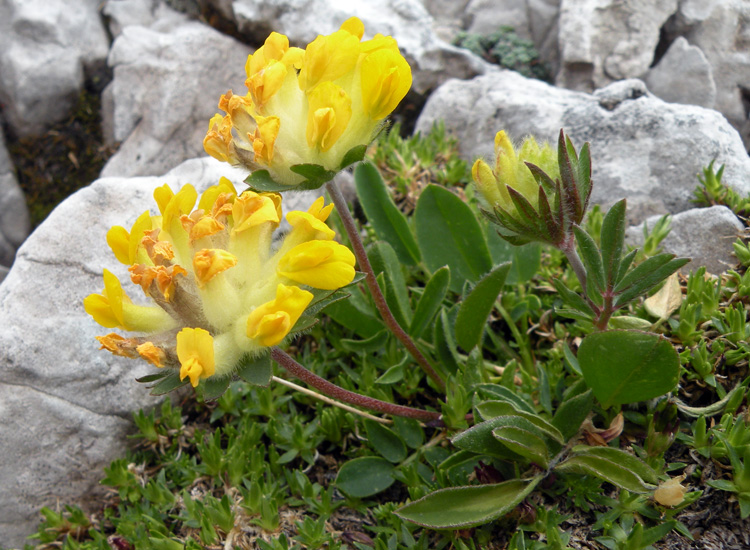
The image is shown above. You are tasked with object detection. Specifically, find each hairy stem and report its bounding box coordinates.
[326,180,445,389]
[271,348,442,422]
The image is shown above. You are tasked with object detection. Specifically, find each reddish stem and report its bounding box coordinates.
[326,180,445,389]
[271,348,441,422]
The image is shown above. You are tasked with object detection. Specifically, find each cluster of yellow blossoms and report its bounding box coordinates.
[203,17,412,186]
[471,130,559,213]
[84,179,356,387]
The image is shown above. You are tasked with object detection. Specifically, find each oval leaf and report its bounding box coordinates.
[396,477,541,528]
[577,330,680,408]
[364,420,408,463]
[236,353,272,387]
[336,457,396,498]
[355,162,420,265]
[493,426,549,467]
[475,401,564,444]
[554,454,656,493]
[455,262,511,351]
[415,185,492,293]
[410,266,450,337]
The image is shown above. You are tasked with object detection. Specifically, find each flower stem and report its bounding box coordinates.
[559,233,588,292]
[326,180,446,389]
[270,347,441,422]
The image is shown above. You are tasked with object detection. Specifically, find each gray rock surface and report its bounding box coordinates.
[666,0,750,149]
[100,20,251,178]
[0,131,30,274]
[556,0,678,91]
[0,157,249,546]
[644,37,716,108]
[626,205,744,275]
[212,0,489,94]
[0,0,110,137]
[415,72,750,224]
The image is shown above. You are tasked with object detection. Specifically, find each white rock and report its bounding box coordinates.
[215,0,490,93]
[0,0,110,137]
[0,157,255,546]
[556,0,678,91]
[420,0,469,41]
[100,21,252,178]
[464,0,530,37]
[0,131,30,252]
[103,0,189,37]
[644,37,716,108]
[415,72,750,224]
[626,205,744,275]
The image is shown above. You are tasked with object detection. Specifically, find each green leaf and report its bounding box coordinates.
[600,199,626,286]
[569,445,659,484]
[455,262,511,351]
[415,185,492,293]
[410,266,450,337]
[364,420,408,463]
[552,278,595,318]
[236,353,272,387]
[339,144,367,169]
[336,457,395,498]
[244,170,324,192]
[355,162,420,265]
[493,426,550,467]
[136,372,169,384]
[574,226,605,293]
[434,308,460,375]
[554,454,656,493]
[289,163,337,188]
[474,401,564,444]
[325,290,383,338]
[368,241,412,326]
[475,384,535,414]
[614,257,691,308]
[375,356,408,385]
[340,330,389,353]
[150,372,188,396]
[578,330,680,407]
[392,417,425,449]
[552,389,593,440]
[201,376,231,401]
[395,477,541,528]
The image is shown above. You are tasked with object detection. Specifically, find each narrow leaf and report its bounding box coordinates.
[614,254,674,293]
[552,389,593,440]
[574,226,605,293]
[368,241,412,326]
[455,262,511,351]
[615,257,691,308]
[600,199,626,287]
[493,426,550,467]
[553,278,595,317]
[355,162,420,265]
[410,266,450,337]
[475,384,535,413]
[569,445,659,484]
[395,477,541,528]
[150,372,188,396]
[474,401,564,444]
[339,144,367,169]
[555,454,656,493]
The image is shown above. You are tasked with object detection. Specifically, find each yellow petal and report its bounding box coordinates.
[252,114,280,164]
[193,248,238,287]
[106,226,131,265]
[96,333,139,359]
[246,284,313,346]
[176,327,215,387]
[204,113,237,164]
[360,48,412,120]
[198,177,237,212]
[232,191,281,234]
[471,158,503,207]
[306,82,352,152]
[340,16,365,40]
[153,184,174,215]
[247,59,288,106]
[277,240,356,290]
[298,29,361,92]
[162,184,198,235]
[136,341,166,368]
[285,210,336,241]
[306,196,334,222]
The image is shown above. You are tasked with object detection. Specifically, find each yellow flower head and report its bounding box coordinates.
[87,182,357,390]
[246,284,313,346]
[204,17,412,187]
[472,131,558,213]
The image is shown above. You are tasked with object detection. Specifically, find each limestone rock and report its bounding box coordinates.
[212,0,489,93]
[556,0,678,92]
[0,0,110,137]
[644,37,716,108]
[103,0,189,37]
[415,72,750,224]
[626,206,744,275]
[464,0,530,37]
[0,131,30,255]
[0,157,249,546]
[100,20,251,177]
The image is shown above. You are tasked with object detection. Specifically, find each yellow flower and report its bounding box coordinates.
[472,131,558,213]
[89,182,356,391]
[246,284,313,346]
[204,17,412,187]
[84,269,177,332]
[277,240,356,290]
[176,327,215,387]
